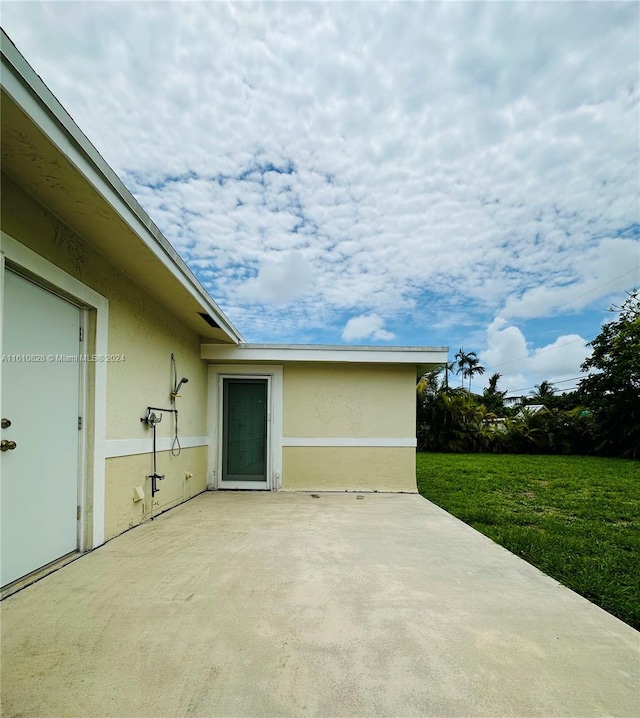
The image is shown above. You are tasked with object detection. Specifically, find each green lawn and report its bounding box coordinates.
[416,453,640,630]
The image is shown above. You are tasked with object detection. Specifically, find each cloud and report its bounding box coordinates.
[341,314,395,343]
[480,318,591,395]
[500,238,640,320]
[529,335,592,379]
[481,319,529,375]
[239,252,314,304]
[1,1,638,367]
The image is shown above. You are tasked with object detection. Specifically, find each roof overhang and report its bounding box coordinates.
[0,30,242,344]
[201,343,449,377]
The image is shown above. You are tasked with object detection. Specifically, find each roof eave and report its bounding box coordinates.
[201,342,449,376]
[0,29,243,345]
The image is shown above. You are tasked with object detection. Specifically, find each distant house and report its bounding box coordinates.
[514,404,547,419]
[0,31,447,594]
[505,395,524,406]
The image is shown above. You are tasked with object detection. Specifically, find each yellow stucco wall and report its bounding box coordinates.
[2,173,210,539]
[281,362,417,491]
[104,447,207,540]
[282,447,416,492]
[283,362,416,438]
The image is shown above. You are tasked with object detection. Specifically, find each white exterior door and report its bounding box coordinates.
[1,270,81,587]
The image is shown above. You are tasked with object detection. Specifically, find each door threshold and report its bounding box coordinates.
[217,487,271,491]
[1,551,81,600]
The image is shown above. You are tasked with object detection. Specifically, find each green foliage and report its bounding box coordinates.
[540,388,584,412]
[498,407,595,455]
[417,368,594,455]
[417,383,497,453]
[579,289,640,458]
[482,372,507,414]
[416,453,640,630]
[528,380,556,405]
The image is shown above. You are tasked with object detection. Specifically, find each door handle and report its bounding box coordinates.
[1,440,17,452]
[1,418,11,429]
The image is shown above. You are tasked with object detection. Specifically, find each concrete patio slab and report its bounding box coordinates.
[1,491,638,718]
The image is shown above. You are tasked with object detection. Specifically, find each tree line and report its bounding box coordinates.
[417,290,639,459]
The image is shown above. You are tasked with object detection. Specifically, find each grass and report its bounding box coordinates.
[416,453,640,630]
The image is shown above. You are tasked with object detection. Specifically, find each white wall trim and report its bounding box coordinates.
[282,437,417,448]
[105,436,209,458]
[202,343,448,371]
[76,308,89,552]
[1,232,109,549]
[207,364,283,491]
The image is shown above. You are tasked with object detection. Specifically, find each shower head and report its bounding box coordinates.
[172,377,190,398]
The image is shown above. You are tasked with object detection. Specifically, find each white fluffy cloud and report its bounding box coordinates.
[480,318,592,395]
[239,252,314,304]
[501,238,640,320]
[1,2,638,368]
[342,315,395,343]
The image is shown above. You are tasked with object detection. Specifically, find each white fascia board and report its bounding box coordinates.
[0,31,243,344]
[201,343,449,367]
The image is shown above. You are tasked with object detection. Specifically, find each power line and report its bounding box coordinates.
[528,268,640,316]
[486,270,638,371]
[512,269,639,325]
[505,386,581,399]
[504,375,591,396]
[489,333,596,370]
[508,375,585,392]
[466,371,598,396]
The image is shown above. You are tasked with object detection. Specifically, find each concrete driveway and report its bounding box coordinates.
[1,492,638,718]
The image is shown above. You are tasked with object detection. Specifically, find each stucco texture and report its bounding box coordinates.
[282,446,416,492]
[283,362,416,438]
[104,447,207,540]
[281,363,418,491]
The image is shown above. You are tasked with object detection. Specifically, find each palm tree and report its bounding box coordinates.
[443,360,456,389]
[464,355,485,392]
[483,372,507,414]
[455,348,486,392]
[455,348,475,389]
[487,372,501,392]
[530,380,555,405]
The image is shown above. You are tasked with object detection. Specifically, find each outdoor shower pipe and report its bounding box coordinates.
[170,353,189,456]
[140,406,177,497]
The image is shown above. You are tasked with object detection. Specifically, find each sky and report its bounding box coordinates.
[2,1,639,398]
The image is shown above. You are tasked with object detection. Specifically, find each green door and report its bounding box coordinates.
[222,378,268,487]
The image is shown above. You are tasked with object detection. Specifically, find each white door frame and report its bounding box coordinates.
[220,374,270,490]
[207,364,283,490]
[0,231,109,552]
